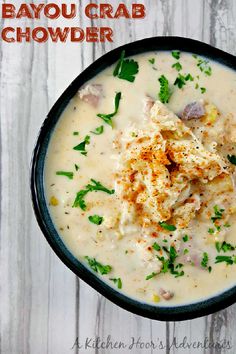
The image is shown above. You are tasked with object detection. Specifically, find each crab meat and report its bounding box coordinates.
[78,84,103,108]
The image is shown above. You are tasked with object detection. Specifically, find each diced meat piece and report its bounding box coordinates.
[181,102,205,120]
[78,84,103,108]
[159,288,174,300]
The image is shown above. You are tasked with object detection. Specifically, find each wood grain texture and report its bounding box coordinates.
[0,1,236,353]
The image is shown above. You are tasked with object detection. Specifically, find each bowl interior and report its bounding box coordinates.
[31,36,236,321]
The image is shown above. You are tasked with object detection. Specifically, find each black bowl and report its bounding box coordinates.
[31,36,236,321]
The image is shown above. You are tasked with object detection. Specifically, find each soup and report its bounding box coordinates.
[45,50,236,305]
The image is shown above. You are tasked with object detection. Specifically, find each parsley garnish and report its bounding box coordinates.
[110,277,122,289]
[172,51,180,60]
[227,155,236,165]
[73,135,90,156]
[172,62,182,72]
[211,205,224,222]
[149,58,155,64]
[215,241,235,253]
[201,252,209,268]
[195,83,199,89]
[152,242,161,251]
[200,87,206,94]
[97,92,121,127]
[56,171,74,180]
[74,164,79,171]
[185,73,194,81]
[90,125,104,135]
[183,235,189,242]
[72,189,88,210]
[73,179,114,210]
[159,221,176,231]
[158,75,171,103]
[73,131,79,135]
[157,246,184,278]
[113,50,139,82]
[208,228,215,234]
[197,58,212,76]
[85,256,112,275]
[174,73,186,89]
[88,215,103,225]
[215,255,236,265]
[183,248,189,255]
[146,272,158,280]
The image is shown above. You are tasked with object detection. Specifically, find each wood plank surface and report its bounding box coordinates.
[0,1,236,353]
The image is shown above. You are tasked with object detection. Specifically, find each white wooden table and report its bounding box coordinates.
[1,1,236,353]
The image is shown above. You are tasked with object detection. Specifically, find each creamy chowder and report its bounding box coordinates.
[45,50,236,305]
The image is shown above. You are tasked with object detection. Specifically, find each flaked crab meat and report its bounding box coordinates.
[180,101,205,120]
[78,84,103,107]
[142,95,155,120]
[159,288,174,300]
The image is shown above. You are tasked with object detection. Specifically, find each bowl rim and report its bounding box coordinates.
[31,36,236,321]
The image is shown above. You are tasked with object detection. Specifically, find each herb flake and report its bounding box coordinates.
[90,125,104,135]
[88,215,103,225]
[159,221,176,231]
[73,135,90,156]
[113,50,139,82]
[56,171,74,180]
[85,256,112,275]
[97,92,121,127]
[158,75,171,103]
[110,277,122,289]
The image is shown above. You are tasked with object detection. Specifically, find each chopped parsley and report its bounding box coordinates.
[208,228,215,235]
[152,242,161,251]
[158,75,171,103]
[185,73,194,81]
[211,205,224,222]
[113,50,139,82]
[195,83,199,89]
[215,255,236,265]
[227,154,236,165]
[159,221,176,231]
[85,256,112,275]
[201,252,212,272]
[146,272,158,280]
[172,62,182,72]
[224,223,231,228]
[74,164,79,171]
[97,92,121,127]
[215,241,235,253]
[172,50,180,60]
[200,87,206,94]
[88,215,103,225]
[56,171,74,180]
[174,73,186,89]
[183,248,189,255]
[73,135,90,156]
[90,125,104,135]
[183,235,189,242]
[73,131,79,135]
[110,277,122,289]
[73,179,114,210]
[149,58,155,64]
[157,246,184,278]
[201,252,209,268]
[196,58,212,76]
[72,189,89,210]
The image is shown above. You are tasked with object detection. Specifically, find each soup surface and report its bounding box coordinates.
[45,50,236,305]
